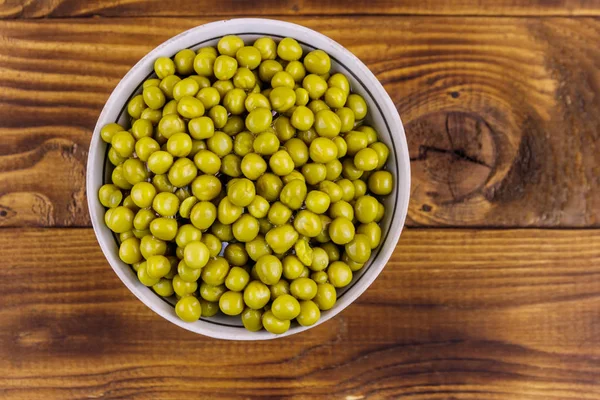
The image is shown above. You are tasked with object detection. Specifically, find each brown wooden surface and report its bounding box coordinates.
[3,0,600,18]
[1,229,599,399]
[1,16,599,227]
[1,4,600,399]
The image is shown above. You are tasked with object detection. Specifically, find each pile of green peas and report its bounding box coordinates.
[99,35,394,334]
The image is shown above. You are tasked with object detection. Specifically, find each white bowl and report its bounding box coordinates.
[87,18,410,340]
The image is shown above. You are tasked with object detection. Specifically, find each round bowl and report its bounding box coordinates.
[87,18,410,340]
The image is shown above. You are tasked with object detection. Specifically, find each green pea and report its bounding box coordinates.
[305,190,331,214]
[328,217,355,245]
[245,93,271,112]
[224,243,249,267]
[240,153,267,180]
[311,271,328,284]
[232,214,260,242]
[100,122,124,143]
[211,221,234,242]
[314,109,341,138]
[200,257,229,286]
[200,299,220,317]
[217,196,243,225]
[232,132,254,157]
[106,206,134,233]
[248,195,270,219]
[277,37,302,61]
[187,116,214,140]
[273,115,296,141]
[212,79,234,98]
[282,170,305,185]
[314,282,337,310]
[256,173,283,202]
[282,138,308,168]
[270,280,291,299]
[294,237,313,267]
[204,131,231,157]
[353,147,379,171]
[243,280,271,309]
[245,235,272,262]
[254,37,277,60]
[189,201,217,230]
[151,192,179,217]
[149,217,178,241]
[129,182,155,209]
[307,100,330,115]
[139,235,167,259]
[217,291,244,316]
[119,237,142,264]
[262,310,290,334]
[265,224,299,254]
[121,158,147,185]
[357,222,382,249]
[193,52,216,77]
[145,254,171,279]
[354,195,379,223]
[195,87,221,110]
[201,233,222,257]
[295,88,310,107]
[153,278,175,297]
[328,73,350,95]
[255,254,283,285]
[174,224,202,249]
[176,259,201,282]
[297,300,320,326]
[327,261,352,288]
[324,87,347,109]
[309,137,338,163]
[293,210,322,238]
[98,184,123,208]
[302,74,328,100]
[175,295,201,322]
[345,233,371,264]
[134,136,160,162]
[280,255,303,280]
[227,178,256,207]
[137,262,160,286]
[269,86,296,113]
[191,174,222,201]
[158,114,186,138]
[111,131,135,158]
[236,46,262,69]
[140,108,162,125]
[214,55,238,80]
[330,200,354,221]
[242,307,264,331]
[173,48,195,75]
[290,277,317,301]
[285,60,306,82]
[304,50,331,75]
[271,71,295,89]
[368,170,393,195]
[318,181,342,203]
[206,105,227,129]
[290,106,315,131]
[346,94,367,120]
[218,35,245,57]
[154,57,175,79]
[279,179,307,210]
[200,282,226,302]
[269,149,295,176]
[245,107,272,134]
[258,59,283,82]
[301,163,327,186]
[271,294,301,320]
[341,158,363,180]
[221,88,246,115]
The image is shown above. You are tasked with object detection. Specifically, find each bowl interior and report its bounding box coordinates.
[88,19,410,340]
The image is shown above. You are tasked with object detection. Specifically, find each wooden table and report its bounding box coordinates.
[1,1,600,399]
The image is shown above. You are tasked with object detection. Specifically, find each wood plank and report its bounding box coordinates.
[0,17,599,227]
[2,0,600,18]
[1,228,599,399]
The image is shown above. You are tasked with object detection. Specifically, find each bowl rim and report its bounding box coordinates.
[87,18,410,340]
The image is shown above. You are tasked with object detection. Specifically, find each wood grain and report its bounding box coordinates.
[1,228,599,399]
[2,0,600,18]
[1,16,599,227]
